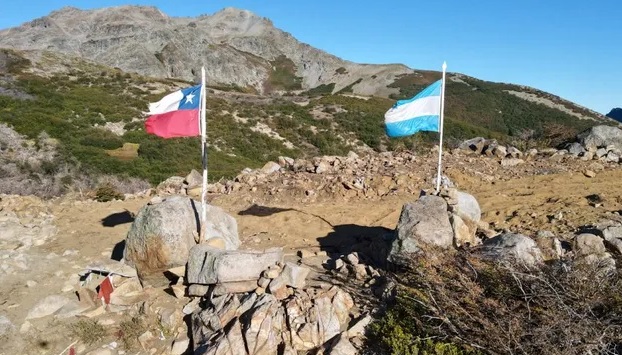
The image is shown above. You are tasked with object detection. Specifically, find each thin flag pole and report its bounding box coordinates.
[200,67,208,240]
[435,61,447,193]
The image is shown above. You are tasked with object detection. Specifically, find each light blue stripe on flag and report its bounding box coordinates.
[384,80,442,137]
[385,115,439,138]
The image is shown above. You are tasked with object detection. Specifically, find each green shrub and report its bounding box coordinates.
[94,183,124,202]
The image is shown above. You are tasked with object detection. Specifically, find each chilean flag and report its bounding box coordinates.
[145,84,202,138]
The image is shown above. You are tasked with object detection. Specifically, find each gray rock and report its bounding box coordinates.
[578,125,622,152]
[507,146,523,158]
[272,263,310,289]
[187,245,283,284]
[573,233,607,256]
[453,191,481,223]
[244,296,281,355]
[260,161,281,174]
[389,195,453,261]
[458,137,489,154]
[0,315,14,336]
[566,142,586,156]
[315,161,330,174]
[171,337,190,355]
[330,334,358,355]
[596,147,608,158]
[26,295,73,320]
[602,225,622,255]
[347,314,372,337]
[480,233,543,266]
[451,214,478,247]
[606,152,620,163]
[156,176,185,195]
[492,145,507,158]
[124,196,239,278]
[212,280,259,296]
[184,169,203,189]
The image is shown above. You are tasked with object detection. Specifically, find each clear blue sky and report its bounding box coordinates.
[0,0,619,114]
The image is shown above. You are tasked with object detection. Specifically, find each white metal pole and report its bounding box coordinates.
[435,61,447,193]
[200,67,208,240]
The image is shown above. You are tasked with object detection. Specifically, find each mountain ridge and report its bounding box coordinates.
[0,6,412,97]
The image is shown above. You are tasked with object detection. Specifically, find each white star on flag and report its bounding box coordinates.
[185,93,195,104]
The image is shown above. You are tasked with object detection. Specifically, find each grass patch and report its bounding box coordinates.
[117,317,146,350]
[69,320,106,345]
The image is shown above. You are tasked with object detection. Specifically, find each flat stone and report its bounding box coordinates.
[26,295,73,320]
[171,337,190,355]
[272,263,310,289]
[0,315,15,336]
[347,314,372,337]
[212,280,259,296]
[187,245,283,284]
[188,284,210,297]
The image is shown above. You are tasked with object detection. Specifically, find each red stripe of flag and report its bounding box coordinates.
[145,109,200,138]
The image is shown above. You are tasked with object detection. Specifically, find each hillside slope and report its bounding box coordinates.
[0,47,618,198]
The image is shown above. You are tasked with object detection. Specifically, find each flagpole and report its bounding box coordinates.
[435,61,447,193]
[200,67,208,241]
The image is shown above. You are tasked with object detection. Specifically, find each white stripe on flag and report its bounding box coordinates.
[147,90,184,115]
[384,96,441,124]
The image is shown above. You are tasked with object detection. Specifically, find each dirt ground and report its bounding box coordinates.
[3,156,622,354]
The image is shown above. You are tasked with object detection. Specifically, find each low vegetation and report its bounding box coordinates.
[0,49,612,196]
[370,252,622,354]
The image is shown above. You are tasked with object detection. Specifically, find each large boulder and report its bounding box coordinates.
[480,233,543,266]
[577,125,622,152]
[389,195,453,262]
[124,196,239,279]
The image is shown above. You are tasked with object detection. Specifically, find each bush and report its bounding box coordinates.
[370,252,622,354]
[94,182,124,202]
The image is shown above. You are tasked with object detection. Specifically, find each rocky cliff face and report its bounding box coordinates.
[0,6,411,96]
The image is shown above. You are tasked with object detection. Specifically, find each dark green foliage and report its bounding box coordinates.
[336,78,362,94]
[335,67,347,75]
[303,83,336,97]
[266,55,303,92]
[388,73,600,147]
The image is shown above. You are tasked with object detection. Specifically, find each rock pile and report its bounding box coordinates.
[387,186,622,273]
[124,195,240,283]
[388,188,484,262]
[186,246,363,354]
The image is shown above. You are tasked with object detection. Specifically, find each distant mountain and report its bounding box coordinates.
[607,108,622,122]
[0,6,410,97]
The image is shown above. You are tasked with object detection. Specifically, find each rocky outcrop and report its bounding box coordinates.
[577,125,622,152]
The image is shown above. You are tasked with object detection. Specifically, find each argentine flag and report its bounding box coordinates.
[384,80,442,137]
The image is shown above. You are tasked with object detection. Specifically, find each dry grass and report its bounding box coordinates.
[371,251,622,354]
[69,319,106,345]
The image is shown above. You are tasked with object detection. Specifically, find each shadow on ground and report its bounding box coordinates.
[317,224,394,268]
[101,210,135,227]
